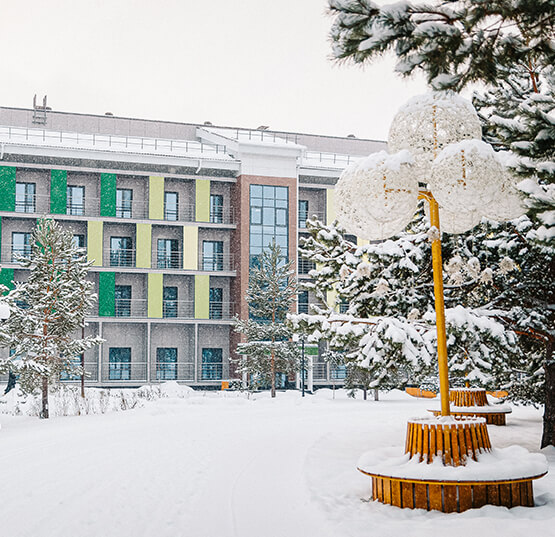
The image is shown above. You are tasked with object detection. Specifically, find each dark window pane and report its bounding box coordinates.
[116,189,133,218]
[201,348,223,380]
[156,348,177,380]
[163,286,178,318]
[109,348,131,380]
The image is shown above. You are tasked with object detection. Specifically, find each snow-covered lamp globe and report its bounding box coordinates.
[0,302,10,320]
[335,150,419,240]
[388,92,482,183]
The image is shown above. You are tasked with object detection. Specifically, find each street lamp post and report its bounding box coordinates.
[301,337,305,397]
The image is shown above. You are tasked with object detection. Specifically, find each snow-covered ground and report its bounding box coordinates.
[0,387,553,537]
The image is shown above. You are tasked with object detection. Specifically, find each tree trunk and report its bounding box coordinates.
[271,348,276,398]
[374,388,379,401]
[363,386,367,400]
[40,376,49,419]
[541,338,554,448]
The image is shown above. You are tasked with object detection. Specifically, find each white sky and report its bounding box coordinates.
[0,0,427,141]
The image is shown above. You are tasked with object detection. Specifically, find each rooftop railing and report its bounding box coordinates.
[0,125,230,159]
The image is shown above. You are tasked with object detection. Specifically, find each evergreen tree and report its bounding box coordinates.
[1,218,102,418]
[234,242,300,397]
[291,216,521,392]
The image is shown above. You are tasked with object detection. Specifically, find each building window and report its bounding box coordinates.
[157,239,180,269]
[339,300,349,314]
[15,182,36,213]
[156,348,177,380]
[110,237,133,267]
[209,287,223,319]
[12,232,32,262]
[298,200,309,228]
[72,234,85,249]
[210,194,223,223]
[164,192,179,221]
[298,290,309,314]
[115,285,132,317]
[67,185,85,216]
[201,348,223,380]
[202,241,224,271]
[298,255,315,275]
[116,188,133,218]
[249,184,288,268]
[109,347,131,380]
[163,286,178,318]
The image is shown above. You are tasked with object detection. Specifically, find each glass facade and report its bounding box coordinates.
[249,184,288,267]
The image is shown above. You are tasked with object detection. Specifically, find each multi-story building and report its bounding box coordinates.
[0,105,385,388]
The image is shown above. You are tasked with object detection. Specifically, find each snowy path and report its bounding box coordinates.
[0,390,553,537]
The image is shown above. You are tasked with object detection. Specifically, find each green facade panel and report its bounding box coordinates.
[50,169,68,214]
[0,268,14,293]
[98,272,115,317]
[100,173,116,217]
[0,166,16,212]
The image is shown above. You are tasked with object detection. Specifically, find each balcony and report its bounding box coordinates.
[200,253,234,272]
[108,249,136,268]
[114,298,147,318]
[89,300,234,320]
[154,362,195,382]
[156,251,183,270]
[102,361,147,382]
[298,210,326,229]
[201,363,223,381]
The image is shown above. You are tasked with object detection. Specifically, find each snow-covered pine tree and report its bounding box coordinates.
[234,242,300,397]
[291,215,522,393]
[2,218,102,418]
[292,215,436,390]
[328,0,555,447]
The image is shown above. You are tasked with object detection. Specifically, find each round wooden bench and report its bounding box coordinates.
[358,417,547,512]
[428,388,512,425]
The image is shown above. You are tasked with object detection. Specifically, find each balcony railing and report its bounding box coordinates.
[114,298,147,318]
[200,253,234,272]
[7,245,32,263]
[108,249,136,267]
[156,251,183,269]
[88,300,234,320]
[0,125,230,159]
[201,363,223,381]
[102,361,147,382]
[298,210,326,228]
[312,363,328,381]
[153,362,195,382]
[13,194,50,215]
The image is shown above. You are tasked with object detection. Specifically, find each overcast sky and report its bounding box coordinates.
[0,0,427,141]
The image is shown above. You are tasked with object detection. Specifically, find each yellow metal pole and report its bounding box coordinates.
[420,191,451,416]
